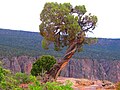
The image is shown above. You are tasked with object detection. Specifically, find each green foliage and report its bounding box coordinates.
[14,72,35,84]
[0,64,73,90]
[39,2,98,52]
[0,64,36,90]
[29,80,73,90]
[31,55,56,76]
[41,38,49,49]
[0,66,5,82]
[84,37,98,45]
[0,65,22,90]
[40,2,81,50]
[0,63,11,83]
[75,5,87,14]
[29,80,43,90]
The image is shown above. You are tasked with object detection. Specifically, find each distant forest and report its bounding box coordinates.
[0,28,120,60]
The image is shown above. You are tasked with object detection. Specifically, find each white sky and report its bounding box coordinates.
[0,0,120,38]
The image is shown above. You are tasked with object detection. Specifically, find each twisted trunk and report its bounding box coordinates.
[42,32,85,83]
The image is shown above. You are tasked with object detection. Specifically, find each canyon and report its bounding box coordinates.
[1,56,120,83]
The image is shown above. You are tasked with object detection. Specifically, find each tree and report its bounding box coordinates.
[39,2,98,82]
[31,55,56,76]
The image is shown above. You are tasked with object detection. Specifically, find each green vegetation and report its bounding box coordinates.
[14,72,36,84]
[31,55,56,76]
[29,80,73,90]
[0,29,120,59]
[39,2,97,51]
[0,62,73,90]
[0,62,21,90]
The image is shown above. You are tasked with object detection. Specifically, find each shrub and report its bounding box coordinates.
[0,65,22,90]
[29,80,73,90]
[0,66,5,82]
[31,55,56,76]
[14,72,36,84]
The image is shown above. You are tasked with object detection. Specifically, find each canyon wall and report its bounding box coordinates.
[1,56,120,82]
[61,58,120,82]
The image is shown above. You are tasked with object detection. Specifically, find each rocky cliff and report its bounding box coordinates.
[1,56,120,82]
[0,56,36,74]
[61,59,120,83]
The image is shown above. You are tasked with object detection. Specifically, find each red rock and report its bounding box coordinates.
[19,84,28,88]
[24,61,32,75]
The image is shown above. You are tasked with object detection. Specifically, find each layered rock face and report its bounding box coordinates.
[60,59,120,82]
[1,56,36,74]
[1,56,120,82]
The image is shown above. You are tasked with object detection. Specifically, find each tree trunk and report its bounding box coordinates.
[42,32,85,83]
[42,41,77,82]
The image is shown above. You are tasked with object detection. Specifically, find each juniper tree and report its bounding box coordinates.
[39,2,98,82]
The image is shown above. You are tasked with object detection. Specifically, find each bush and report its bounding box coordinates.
[0,63,73,90]
[0,66,22,90]
[29,80,73,90]
[31,55,56,76]
[14,72,36,84]
[0,66,5,82]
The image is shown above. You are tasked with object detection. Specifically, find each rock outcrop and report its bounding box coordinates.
[1,56,36,74]
[57,77,116,90]
[60,59,120,82]
[1,56,120,82]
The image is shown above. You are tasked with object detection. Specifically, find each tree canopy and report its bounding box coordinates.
[39,2,98,51]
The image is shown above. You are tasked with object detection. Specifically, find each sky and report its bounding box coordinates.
[0,0,120,38]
